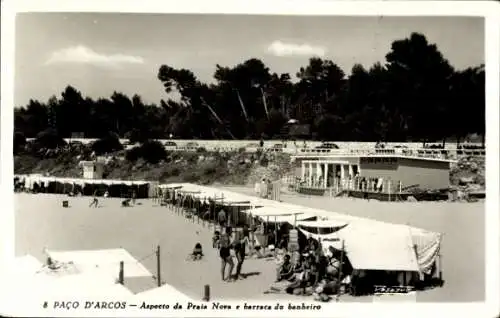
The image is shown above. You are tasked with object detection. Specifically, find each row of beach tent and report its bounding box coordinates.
[15,174,155,198]
[159,183,442,276]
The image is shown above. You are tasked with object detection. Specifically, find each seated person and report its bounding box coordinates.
[285,260,319,295]
[290,254,305,280]
[191,242,204,260]
[307,261,320,287]
[326,246,341,277]
[212,231,221,248]
[276,254,293,282]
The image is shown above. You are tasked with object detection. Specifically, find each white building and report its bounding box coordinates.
[78,161,105,179]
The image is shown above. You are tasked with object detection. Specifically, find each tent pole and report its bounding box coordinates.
[266,216,270,253]
[213,194,217,231]
[438,252,442,283]
[274,216,278,249]
[336,240,345,302]
[156,245,162,287]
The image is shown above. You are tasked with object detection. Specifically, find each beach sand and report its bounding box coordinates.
[14,193,303,301]
[218,185,486,303]
[15,190,484,302]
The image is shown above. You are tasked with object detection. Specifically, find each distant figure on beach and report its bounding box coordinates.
[89,190,99,208]
[217,208,227,229]
[219,227,234,282]
[131,190,137,205]
[122,198,131,207]
[189,242,204,261]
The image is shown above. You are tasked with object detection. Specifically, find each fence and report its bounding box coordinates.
[293,176,405,201]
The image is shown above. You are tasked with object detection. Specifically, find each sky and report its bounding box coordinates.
[14,13,484,107]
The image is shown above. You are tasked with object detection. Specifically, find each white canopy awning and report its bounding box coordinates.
[300,223,420,272]
[135,284,192,302]
[47,248,153,278]
[297,220,348,229]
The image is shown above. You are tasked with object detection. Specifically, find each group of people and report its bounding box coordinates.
[271,234,351,300]
[216,225,251,282]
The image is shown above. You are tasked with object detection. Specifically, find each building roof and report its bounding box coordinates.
[293,153,457,164]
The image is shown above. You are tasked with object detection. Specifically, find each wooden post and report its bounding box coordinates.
[156,245,161,287]
[438,252,442,283]
[274,216,278,247]
[197,199,200,224]
[212,194,217,231]
[191,197,195,223]
[388,179,392,202]
[266,216,270,254]
[203,284,210,301]
[221,193,226,227]
[118,261,124,285]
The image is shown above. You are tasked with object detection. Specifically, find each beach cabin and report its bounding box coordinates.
[292,150,455,195]
[78,161,104,179]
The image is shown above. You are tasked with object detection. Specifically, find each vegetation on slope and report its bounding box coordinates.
[14,132,293,185]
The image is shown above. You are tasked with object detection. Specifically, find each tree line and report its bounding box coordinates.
[14,32,485,144]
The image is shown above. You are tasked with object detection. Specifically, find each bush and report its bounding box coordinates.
[91,132,123,155]
[14,131,26,154]
[33,128,66,150]
[140,140,167,164]
[125,140,167,164]
[125,146,141,162]
[126,129,148,144]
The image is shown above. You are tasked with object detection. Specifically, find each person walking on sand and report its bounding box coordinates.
[234,225,250,280]
[131,190,137,205]
[219,227,235,282]
[89,190,99,208]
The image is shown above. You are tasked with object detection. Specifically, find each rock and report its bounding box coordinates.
[459,176,474,185]
[469,162,479,172]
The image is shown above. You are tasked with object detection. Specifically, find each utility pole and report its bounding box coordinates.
[156,245,161,287]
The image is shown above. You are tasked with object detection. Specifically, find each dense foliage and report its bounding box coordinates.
[14,33,484,143]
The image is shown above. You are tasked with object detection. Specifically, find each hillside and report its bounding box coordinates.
[14,150,294,186]
[14,149,485,190]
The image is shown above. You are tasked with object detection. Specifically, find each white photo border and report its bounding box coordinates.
[1,1,499,317]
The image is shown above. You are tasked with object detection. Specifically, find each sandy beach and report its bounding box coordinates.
[15,193,303,301]
[15,190,484,302]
